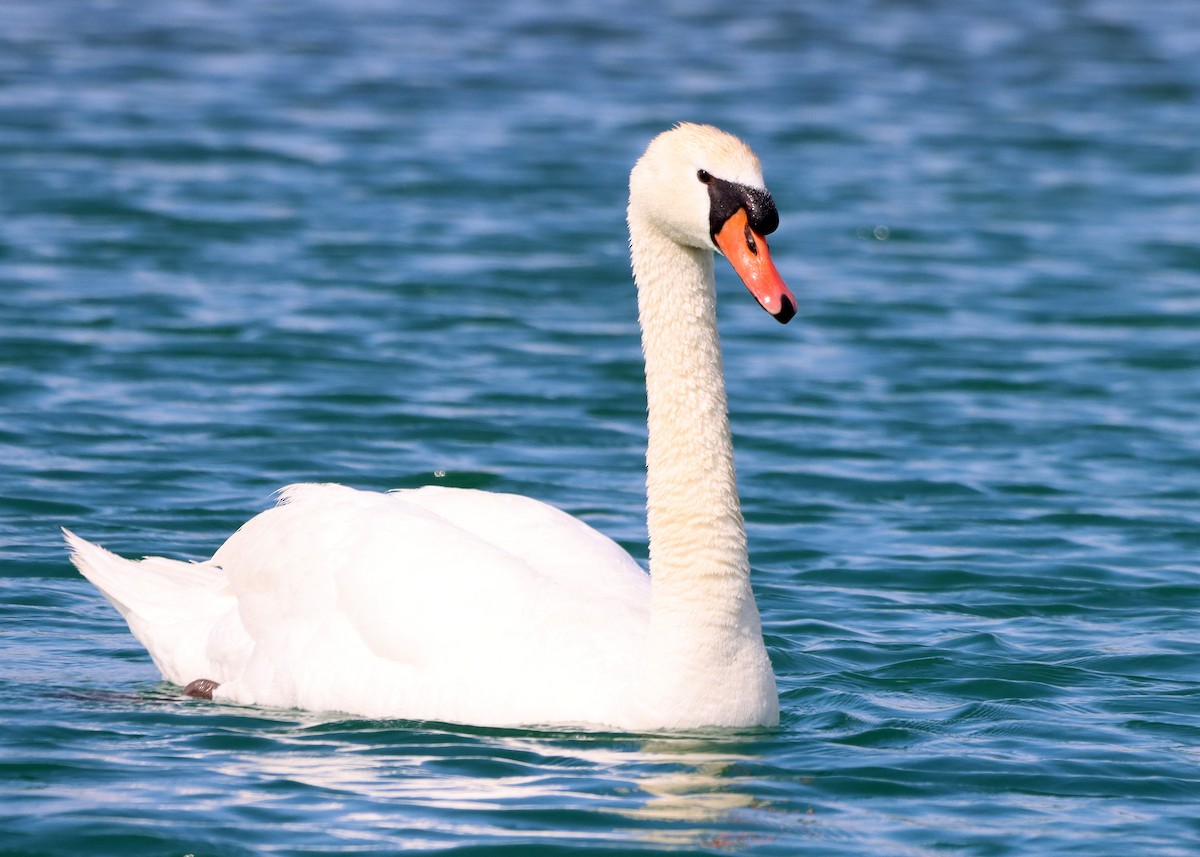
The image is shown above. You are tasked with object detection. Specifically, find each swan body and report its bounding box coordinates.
[66,123,796,730]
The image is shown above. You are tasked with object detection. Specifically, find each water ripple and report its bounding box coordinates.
[5,0,1200,854]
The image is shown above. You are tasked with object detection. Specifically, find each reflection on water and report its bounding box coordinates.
[205,718,798,849]
[617,739,767,849]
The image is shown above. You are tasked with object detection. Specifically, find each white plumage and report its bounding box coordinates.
[66,124,795,730]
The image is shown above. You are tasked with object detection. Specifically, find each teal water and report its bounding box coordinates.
[3,0,1200,854]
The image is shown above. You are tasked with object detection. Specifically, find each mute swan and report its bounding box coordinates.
[65,123,796,730]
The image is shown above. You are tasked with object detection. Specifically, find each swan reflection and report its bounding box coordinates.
[208,718,780,849]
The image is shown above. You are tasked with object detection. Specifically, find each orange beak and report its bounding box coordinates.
[714,209,796,324]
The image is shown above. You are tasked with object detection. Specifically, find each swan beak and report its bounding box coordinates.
[714,209,796,324]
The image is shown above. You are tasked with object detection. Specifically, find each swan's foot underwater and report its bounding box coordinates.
[183,679,219,700]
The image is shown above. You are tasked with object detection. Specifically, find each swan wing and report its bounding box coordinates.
[208,484,650,724]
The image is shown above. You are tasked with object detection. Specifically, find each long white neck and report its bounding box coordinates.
[629,212,778,727]
[632,217,749,597]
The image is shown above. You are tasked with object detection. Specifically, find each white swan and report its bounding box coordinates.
[64,123,796,731]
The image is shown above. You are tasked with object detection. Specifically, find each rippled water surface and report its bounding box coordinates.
[3,1,1200,854]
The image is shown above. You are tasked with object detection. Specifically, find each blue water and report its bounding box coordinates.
[3,0,1200,853]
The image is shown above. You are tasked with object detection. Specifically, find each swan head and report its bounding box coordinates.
[629,123,796,323]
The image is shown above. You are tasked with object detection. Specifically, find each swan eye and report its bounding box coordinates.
[697,169,712,184]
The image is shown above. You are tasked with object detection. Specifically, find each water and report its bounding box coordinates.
[3,0,1200,853]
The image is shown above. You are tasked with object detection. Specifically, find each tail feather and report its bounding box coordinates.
[63,527,226,622]
[63,528,244,687]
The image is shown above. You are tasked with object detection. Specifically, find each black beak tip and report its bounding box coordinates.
[773,294,796,324]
